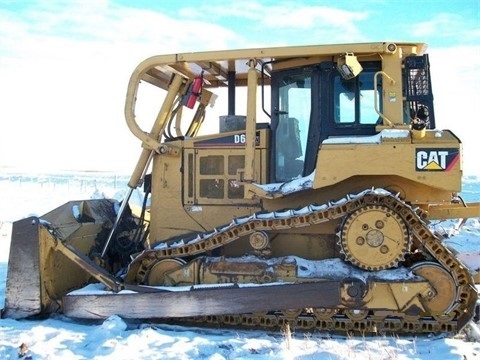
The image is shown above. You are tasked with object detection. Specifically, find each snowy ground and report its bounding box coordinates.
[0,172,479,359]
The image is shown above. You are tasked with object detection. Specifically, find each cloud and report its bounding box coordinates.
[0,1,244,172]
[179,1,369,45]
[0,1,478,174]
[407,13,479,43]
[182,2,368,27]
[428,45,480,175]
[1,1,241,54]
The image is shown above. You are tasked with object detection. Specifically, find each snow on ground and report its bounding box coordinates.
[0,171,479,359]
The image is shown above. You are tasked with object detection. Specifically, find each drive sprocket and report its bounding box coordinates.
[340,204,410,271]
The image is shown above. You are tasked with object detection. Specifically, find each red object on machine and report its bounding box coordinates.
[183,76,203,109]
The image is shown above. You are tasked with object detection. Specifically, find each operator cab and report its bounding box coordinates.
[269,55,435,183]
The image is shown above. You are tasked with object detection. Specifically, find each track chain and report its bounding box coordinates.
[129,188,477,333]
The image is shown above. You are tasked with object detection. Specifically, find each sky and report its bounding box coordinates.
[0,0,479,174]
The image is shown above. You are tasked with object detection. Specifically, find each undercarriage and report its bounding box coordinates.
[5,189,476,335]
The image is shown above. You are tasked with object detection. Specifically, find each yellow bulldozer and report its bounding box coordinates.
[3,42,479,334]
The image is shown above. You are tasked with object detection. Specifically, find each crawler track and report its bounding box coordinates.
[127,189,477,333]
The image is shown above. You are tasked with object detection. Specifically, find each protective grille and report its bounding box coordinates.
[403,55,435,128]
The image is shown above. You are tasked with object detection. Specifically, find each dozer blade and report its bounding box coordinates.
[3,217,42,318]
[2,199,120,319]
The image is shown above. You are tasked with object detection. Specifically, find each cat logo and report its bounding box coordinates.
[415,148,459,171]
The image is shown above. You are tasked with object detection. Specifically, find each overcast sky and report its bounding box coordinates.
[0,0,479,174]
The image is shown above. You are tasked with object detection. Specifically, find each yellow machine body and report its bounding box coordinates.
[3,42,479,334]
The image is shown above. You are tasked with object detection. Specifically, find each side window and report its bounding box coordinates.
[334,71,382,125]
[275,72,312,182]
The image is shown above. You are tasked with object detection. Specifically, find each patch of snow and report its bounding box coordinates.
[322,129,410,144]
[254,171,315,195]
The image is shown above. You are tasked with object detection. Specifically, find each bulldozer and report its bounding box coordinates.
[3,42,480,334]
